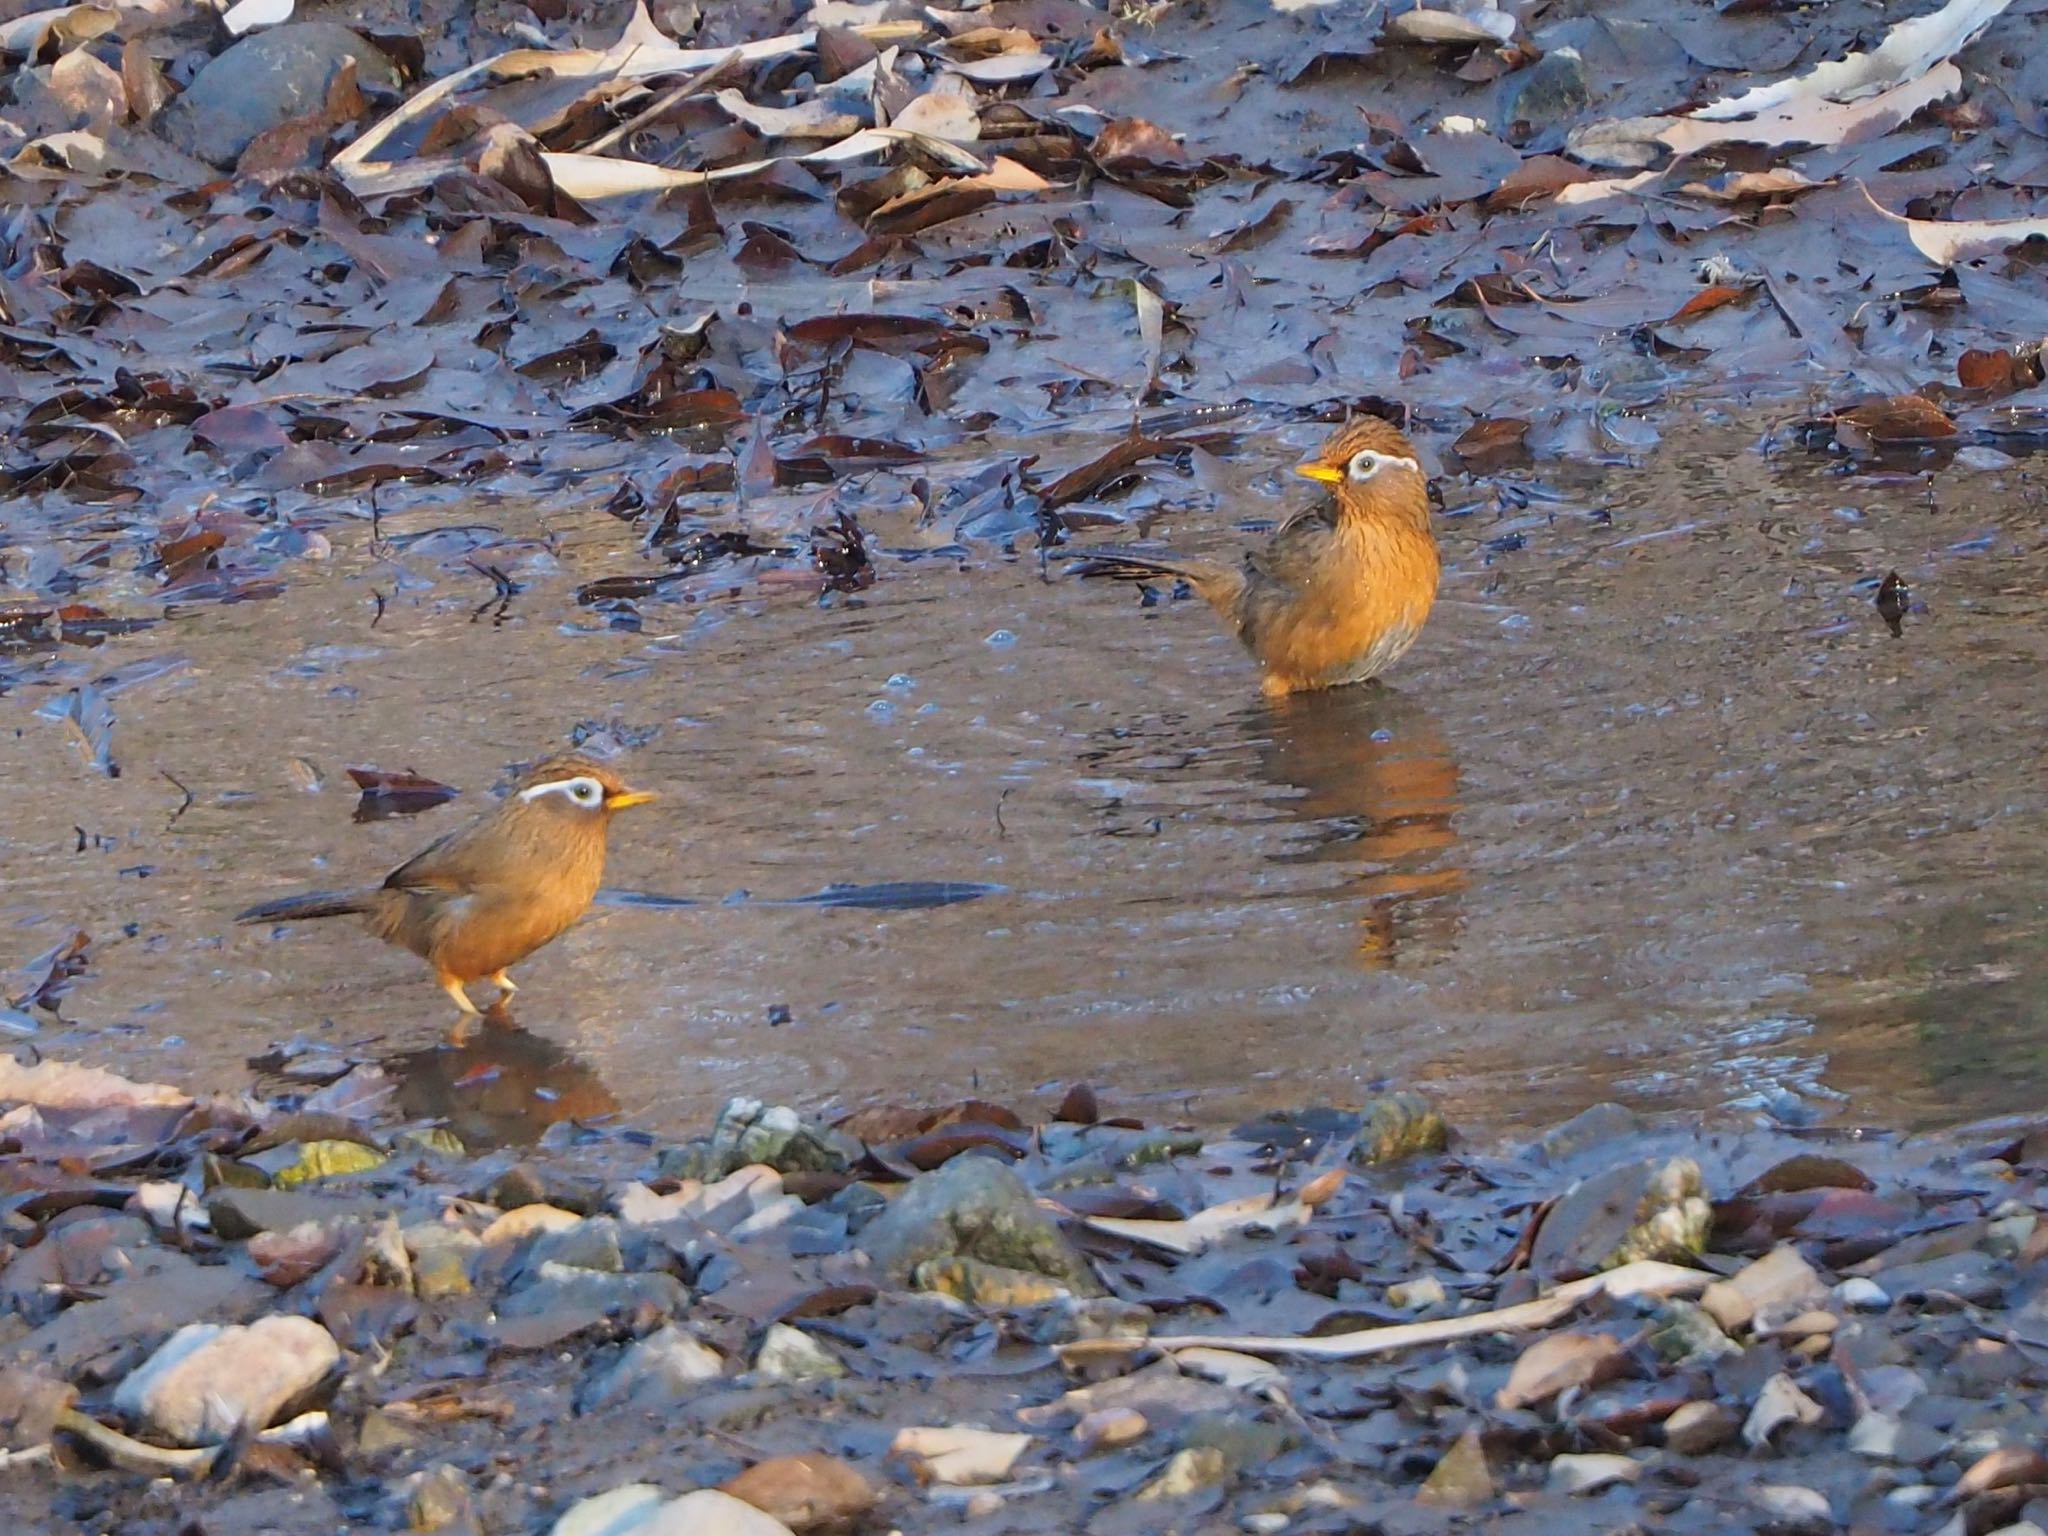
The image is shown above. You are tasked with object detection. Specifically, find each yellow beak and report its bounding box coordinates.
[605,789,657,810]
[1294,463,1343,484]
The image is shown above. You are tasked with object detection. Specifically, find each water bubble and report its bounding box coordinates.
[866,699,895,720]
[885,673,915,691]
[1370,728,1394,743]
[985,629,1017,648]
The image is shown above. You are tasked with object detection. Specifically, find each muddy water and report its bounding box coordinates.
[4,412,2044,1141]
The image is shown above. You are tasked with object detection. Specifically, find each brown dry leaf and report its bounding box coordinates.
[1297,1166,1347,1207]
[346,766,460,799]
[722,1452,878,1531]
[1449,417,1530,470]
[1092,117,1192,173]
[1955,1446,2048,1498]
[1836,394,1956,446]
[1484,155,1597,210]
[1957,347,2040,395]
[1667,284,1754,323]
[1495,1329,1627,1409]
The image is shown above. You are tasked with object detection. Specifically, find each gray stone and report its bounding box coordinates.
[526,1216,625,1276]
[1869,1250,2006,1307]
[113,1315,339,1446]
[207,1187,375,1241]
[658,1099,860,1181]
[501,1268,687,1322]
[1531,1157,1710,1279]
[22,1248,269,1374]
[579,1325,723,1413]
[858,1157,1102,1295]
[1532,1102,1644,1165]
[155,23,400,168]
[1507,46,1591,133]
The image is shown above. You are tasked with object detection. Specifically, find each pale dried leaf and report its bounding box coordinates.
[1695,0,2010,119]
[1863,185,2048,265]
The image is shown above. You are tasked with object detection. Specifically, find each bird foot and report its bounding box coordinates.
[440,975,483,1016]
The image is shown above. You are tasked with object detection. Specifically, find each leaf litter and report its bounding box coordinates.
[2,1055,2045,1536]
[3,0,2048,1526]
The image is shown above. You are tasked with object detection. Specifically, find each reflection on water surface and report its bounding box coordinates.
[2,414,2044,1141]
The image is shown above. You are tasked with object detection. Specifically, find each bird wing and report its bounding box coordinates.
[1244,503,1338,594]
[381,825,485,892]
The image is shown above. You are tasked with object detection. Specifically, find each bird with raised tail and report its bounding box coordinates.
[236,752,655,1015]
[1076,417,1440,697]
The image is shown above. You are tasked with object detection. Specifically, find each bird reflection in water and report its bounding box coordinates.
[1243,687,1465,967]
[386,1012,621,1150]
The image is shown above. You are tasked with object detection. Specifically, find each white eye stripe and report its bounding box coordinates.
[519,775,606,806]
[1348,449,1421,480]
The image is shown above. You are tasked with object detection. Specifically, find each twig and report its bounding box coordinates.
[1097,1260,1712,1362]
[582,49,746,158]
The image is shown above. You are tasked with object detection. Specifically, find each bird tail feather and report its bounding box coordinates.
[235,890,370,925]
[1070,547,1241,608]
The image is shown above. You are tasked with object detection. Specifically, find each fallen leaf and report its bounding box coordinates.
[1496,1330,1627,1409]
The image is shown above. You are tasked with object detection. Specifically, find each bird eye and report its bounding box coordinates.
[571,779,600,805]
[1348,450,1383,481]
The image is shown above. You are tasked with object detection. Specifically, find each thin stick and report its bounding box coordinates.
[1126,1260,1713,1361]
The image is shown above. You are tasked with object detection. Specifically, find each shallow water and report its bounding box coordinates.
[4,411,2045,1141]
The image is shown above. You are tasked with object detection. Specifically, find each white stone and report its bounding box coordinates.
[1547,1453,1641,1494]
[1832,1277,1890,1311]
[548,1485,665,1536]
[752,1323,844,1382]
[114,1315,339,1446]
[1750,1483,1833,1534]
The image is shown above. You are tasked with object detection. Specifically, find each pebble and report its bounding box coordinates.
[549,1484,663,1536]
[1547,1453,1641,1494]
[1749,1482,1833,1534]
[482,1204,585,1245]
[113,1315,339,1446]
[752,1324,845,1382]
[1832,1277,1889,1310]
[858,1156,1102,1294]
[1385,1275,1447,1310]
[154,23,402,167]
[890,1426,1032,1485]
[719,1452,877,1533]
[1663,1400,1739,1455]
[1745,1372,1825,1449]
[1136,1445,1228,1500]
[581,1326,723,1412]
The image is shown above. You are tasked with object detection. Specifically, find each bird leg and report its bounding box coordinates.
[489,970,517,995]
[439,973,482,1015]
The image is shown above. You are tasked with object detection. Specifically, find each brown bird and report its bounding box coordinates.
[1078,417,1440,696]
[236,752,655,1014]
